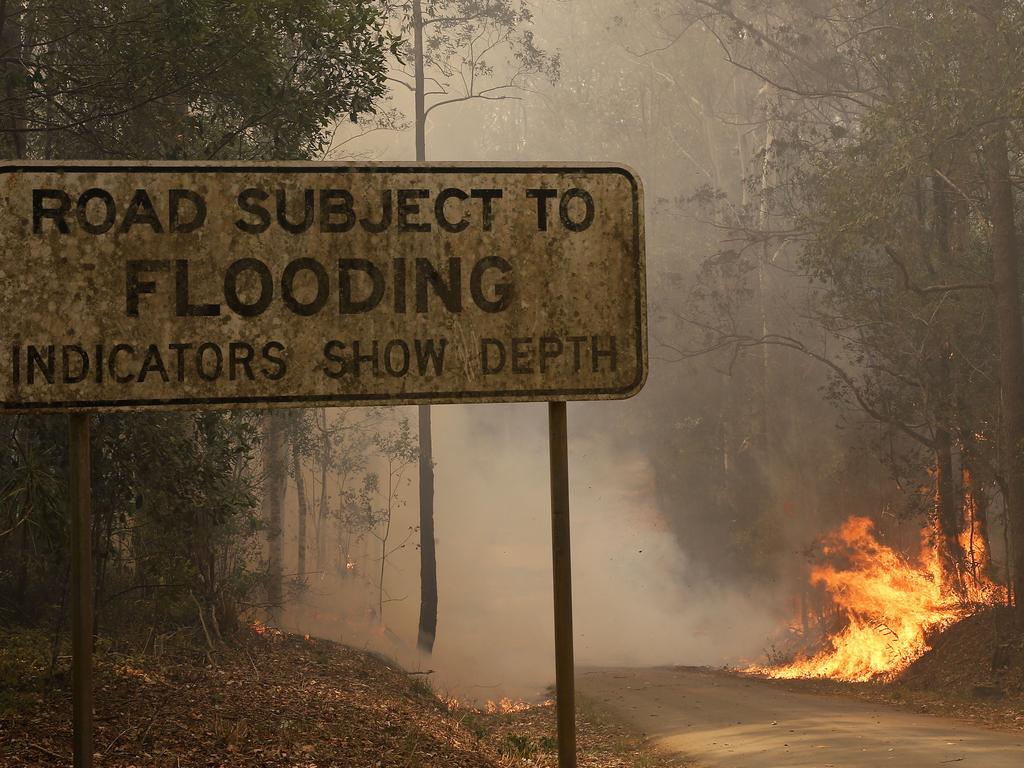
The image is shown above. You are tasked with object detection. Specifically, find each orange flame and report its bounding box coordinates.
[752,514,1004,682]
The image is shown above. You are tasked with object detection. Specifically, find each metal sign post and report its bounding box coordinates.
[69,414,93,768]
[548,401,576,767]
[0,162,645,768]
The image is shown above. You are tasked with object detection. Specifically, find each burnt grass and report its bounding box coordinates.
[745,607,1024,731]
[0,625,682,768]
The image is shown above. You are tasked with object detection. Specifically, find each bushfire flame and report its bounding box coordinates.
[752,514,1004,682]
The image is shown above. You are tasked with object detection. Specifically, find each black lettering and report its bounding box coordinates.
[398,189,431,232]
[480,339,506,374]
[229,342,256,381]
[568,336,587,372]
[323,340,346,379]
[416,338,447,376]
[169,189,207,233]
[62,345,90,384]
[262,341,287,380]
[384,340,410,377]
[126,260,170,316]
[236,188,271,234]
[33,189,71,234]
[511,338,533,374]
[176,260,221,316]
[27,346,54,385]
[320,189,356,233]
[415,258,462,313]
[196,342,223,381]
[360,190,393,233]
[340,259,385,313]
[119,189,163,233]
[11,345,19,386]
[276,188,315,234]
[351,340,379,377]
[108,344,135,384]
[560,189,596,232]
[435,188,470,233]
[169,343,192,382]
[282,258,329,316]
[76,188,116,235]
[527,188,558,231]
[470,189,502,231]
[540,337,564,373]
[470,256,513,313]
[138,345,169,383]
[592,335,617,372]
[224,258,274,317]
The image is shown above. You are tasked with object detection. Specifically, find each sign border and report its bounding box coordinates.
[0,162,647,412]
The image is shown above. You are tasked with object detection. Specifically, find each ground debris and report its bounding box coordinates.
[0,626,679,767]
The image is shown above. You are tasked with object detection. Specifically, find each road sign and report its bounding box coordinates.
[0,162,646,413]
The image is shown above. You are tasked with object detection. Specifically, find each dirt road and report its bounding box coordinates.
[578,667,1024,767]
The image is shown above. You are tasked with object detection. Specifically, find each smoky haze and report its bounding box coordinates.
[280,403,786,701]
[275,0,832,701]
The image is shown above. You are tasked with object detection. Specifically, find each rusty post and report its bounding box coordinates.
[69,413,93,768]
[548,401,576,768]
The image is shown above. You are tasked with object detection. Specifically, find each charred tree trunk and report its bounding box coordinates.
[293,440,308,581]
[970,0,1024,620]
[413,0,439,655]
[985,126,1024,615]
[316,429,329,575]
[262,414,287,619]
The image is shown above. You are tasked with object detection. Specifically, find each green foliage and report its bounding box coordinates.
[0,1,399,637]
[2,0,398,160]
[500,732,537,759]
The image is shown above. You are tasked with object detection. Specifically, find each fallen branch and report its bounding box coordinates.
[29,742,67,761]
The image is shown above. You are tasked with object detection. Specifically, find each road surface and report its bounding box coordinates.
[578,667,1024,767]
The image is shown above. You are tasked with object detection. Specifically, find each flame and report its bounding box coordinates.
[251,619,285,638]
[752,513,1004,682]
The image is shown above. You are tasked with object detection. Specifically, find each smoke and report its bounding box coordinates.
[271,0,793,700]
[280,400,784,701]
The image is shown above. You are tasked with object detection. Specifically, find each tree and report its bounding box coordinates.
[375,0,557,654]
[671,0,1024,609]
[0,1,398,160]
[0,1,397,634]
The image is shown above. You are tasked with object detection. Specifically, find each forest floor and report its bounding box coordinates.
[0,622,686,768]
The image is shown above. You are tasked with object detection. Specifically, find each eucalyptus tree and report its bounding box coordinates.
[373,0,557,654]
[682,0,1024,606]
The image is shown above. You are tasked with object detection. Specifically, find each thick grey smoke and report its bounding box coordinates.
[281,401,783,701]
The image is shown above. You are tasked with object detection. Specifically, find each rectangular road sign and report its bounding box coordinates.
[0,162,646,412]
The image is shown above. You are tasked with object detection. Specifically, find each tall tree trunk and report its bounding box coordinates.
[413,0,438,655]
[985,125,1024,615]
[262,414,287,620]
[413,0,426,162]
[971,0,1024,619]
[293,440,308,580]
[316,428,329,574]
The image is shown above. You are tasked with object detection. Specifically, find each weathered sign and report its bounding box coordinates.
[0,162,646,412]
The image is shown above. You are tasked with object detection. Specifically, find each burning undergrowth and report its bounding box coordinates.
[750,513,1006,683]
